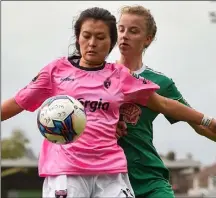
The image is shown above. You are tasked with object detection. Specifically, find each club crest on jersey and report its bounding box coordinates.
[104,78,111,89]
[120,103,141,125]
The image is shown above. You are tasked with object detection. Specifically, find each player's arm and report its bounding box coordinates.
[1,98,24,121]
[147,93,203,125]
[1,61,55,122]
[150,80,216,141]
[147,92,216,133]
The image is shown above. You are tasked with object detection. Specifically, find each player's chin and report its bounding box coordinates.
[119,48,131,56]
[85,56,105,65]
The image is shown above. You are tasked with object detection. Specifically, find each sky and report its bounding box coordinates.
[2,1,216,165]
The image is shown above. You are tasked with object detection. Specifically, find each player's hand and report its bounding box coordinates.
[116,120,127,139]
[209,118,216,134]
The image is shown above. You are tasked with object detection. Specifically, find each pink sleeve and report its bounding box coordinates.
[121,67,160,106]
[14,60,57,112]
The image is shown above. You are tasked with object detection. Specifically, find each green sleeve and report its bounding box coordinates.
[162,80,191,124]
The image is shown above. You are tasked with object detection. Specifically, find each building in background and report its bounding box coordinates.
[162,156,201,194]
[1,150,42,198]
[188,163,216,197]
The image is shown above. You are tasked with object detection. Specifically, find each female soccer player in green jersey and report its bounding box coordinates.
[116,5,216,198]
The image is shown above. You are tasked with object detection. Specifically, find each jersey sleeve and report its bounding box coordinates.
[120,67,159,106]
[14,60,57,112]
[163,79,191,124]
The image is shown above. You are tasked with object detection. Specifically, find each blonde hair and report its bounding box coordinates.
[120,5,157,48]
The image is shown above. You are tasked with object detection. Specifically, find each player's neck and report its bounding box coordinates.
[80,58,104,68]
[118,55,143,72]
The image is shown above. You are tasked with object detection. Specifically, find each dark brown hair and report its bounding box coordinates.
[73,7,117,56]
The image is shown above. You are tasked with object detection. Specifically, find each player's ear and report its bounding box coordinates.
[143,35,153,49]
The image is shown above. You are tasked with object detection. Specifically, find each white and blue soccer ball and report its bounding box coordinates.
[37,95,87,144]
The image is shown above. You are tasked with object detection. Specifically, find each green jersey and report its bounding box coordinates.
[118,66,189,196]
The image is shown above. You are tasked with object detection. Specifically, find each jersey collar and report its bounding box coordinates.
[133,64,146,75]
[116,60,146,75]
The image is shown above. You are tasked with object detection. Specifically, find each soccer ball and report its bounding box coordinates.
[37,95,87,144]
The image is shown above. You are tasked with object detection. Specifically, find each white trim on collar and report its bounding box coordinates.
[134,64,146,75]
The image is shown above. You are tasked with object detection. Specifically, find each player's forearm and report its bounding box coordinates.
[147,93,204,125]
[1,98,23,121]
[163,98,203,125]
[189,123,216,142]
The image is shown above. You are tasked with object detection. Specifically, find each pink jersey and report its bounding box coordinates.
[14,57,159,177]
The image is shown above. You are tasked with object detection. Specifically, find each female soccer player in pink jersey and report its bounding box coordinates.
[1,7,216,198]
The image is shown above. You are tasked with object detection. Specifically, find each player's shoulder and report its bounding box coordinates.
[40,57,62,70]
[40,56,71,73]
